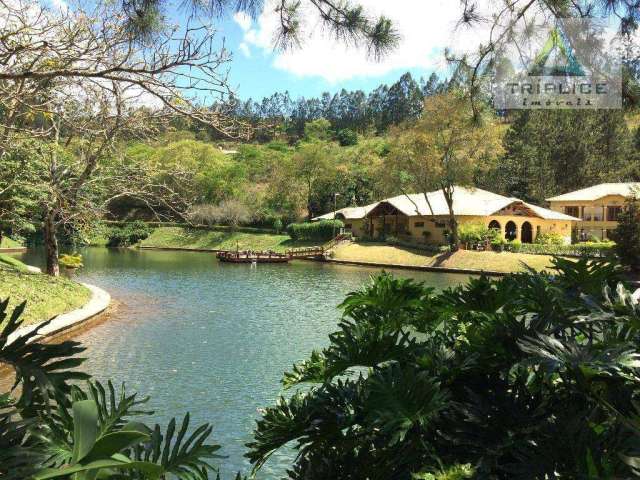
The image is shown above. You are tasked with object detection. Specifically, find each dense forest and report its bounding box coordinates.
[2,71,640,245]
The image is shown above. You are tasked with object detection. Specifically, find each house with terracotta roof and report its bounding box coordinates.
[315,187,579,245]
[547,183,640,241]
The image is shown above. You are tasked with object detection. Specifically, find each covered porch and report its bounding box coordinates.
[364,202,410,239]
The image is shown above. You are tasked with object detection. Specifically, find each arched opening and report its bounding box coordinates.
[521,221,533,243]
[505,221,517,241]
[488,220,501,232]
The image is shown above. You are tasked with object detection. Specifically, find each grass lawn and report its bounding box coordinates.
[331,242,555,273]
[0,263,91,327]
[140,227,321,252]
[0,236,23,249]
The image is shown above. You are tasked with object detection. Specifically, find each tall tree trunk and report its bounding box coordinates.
[442,185,459,251]
[44,209,59,276]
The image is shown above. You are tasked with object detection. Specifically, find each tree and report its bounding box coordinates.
[248,258,640,479]
[495,110,634,203]
[292,139,337,220]
[612,192,640,270]
[453,1,640,114]
[390,92,502,248]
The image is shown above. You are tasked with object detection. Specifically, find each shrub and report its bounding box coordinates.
[507,238,522,252]
[188,200,253,231]
[491,236,507,251]
[516,241,615,258]
[272,218,283,233]
[106,220,152,247]
[286,219,343,241]
[535,232,565,246]
[611,194,640,270]
[249,259,637,479]
[458,222,498,245]
[336,128,358,146]
[59,253,83,269]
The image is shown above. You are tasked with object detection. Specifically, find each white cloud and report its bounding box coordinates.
[233,11,252,32]
[238,0,494,83]
[238,42,251,58]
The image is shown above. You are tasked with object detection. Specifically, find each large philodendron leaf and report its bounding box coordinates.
[131,413,223,480]
[0,299,89,411]
[34,399,158,480]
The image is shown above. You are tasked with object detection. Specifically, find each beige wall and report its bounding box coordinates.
[549,195,626,240]
[347,214,575,245]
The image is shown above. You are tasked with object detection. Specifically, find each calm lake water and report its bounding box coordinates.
[14,248,468,478]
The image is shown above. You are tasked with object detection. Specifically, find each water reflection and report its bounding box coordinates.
[13,247,468,478]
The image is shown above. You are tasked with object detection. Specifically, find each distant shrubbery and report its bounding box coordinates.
[287,220,343,241]
[59,253,83,269]
[106,220,152,247]
[459,222,499,246]
[535,232,565,246]
[515,241,615,257]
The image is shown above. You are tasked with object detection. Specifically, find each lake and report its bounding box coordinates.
[14,248,469,478]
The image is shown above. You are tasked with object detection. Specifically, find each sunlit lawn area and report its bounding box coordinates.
[0,261,91,326]
[0,236,23,249]
[140,227,322,252]
[331,242,555,273]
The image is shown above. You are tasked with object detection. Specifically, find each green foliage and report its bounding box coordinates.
[534,232,565,246]
[458,222,498,244]
[107,221,152,247]
[0,253,29,272]
[286,220,343,241]
[612,194,640,270]
[0,300,225,479]
[248,259,640,479]
[336,128,358,146]
[515,241,616,258]
[59,253,83,269]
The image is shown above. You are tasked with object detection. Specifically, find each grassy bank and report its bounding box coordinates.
[139,227,319,252]
[331,242,555,273]
[0,236,23,249]
[0,259,91,326]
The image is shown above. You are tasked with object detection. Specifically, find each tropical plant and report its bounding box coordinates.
[247,258,640,479]
[0,299,228,479]
[59,254,83,270]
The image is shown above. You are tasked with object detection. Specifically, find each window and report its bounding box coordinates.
[607,206,622,222]
[414,221,425,228]
[435,222,446,228]
[345,223,352,229]
[565,206,580,218]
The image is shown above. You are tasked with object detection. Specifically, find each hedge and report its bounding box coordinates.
[287,220,344,241]
[513,242,615,258]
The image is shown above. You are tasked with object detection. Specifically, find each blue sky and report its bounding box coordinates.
[205,0,470,101]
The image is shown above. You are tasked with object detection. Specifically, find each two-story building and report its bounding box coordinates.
[547,183,640,241]
[315,186,579,245]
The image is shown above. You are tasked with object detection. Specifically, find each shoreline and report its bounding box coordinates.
[138,244,503,276]
[7,283,111,345]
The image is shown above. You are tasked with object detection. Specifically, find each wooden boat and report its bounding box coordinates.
[216,251,290,264]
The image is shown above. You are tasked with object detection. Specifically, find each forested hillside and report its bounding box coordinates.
[2,71,640,242]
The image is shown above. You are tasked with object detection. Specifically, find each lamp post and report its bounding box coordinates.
[333,193,340,239]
